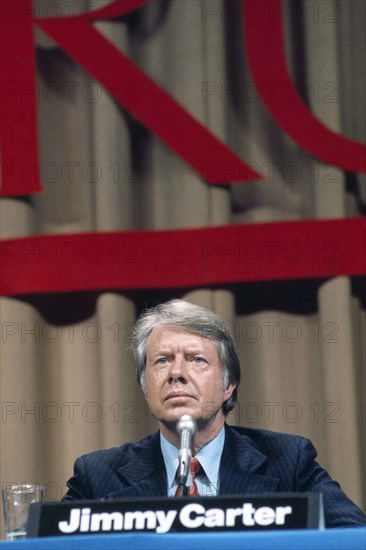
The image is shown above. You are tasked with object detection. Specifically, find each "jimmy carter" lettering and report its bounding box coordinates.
[58,503,293,534]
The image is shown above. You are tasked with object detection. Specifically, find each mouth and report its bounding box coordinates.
[165,392,194,401]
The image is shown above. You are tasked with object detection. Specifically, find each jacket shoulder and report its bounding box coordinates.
[227,424,312,456]
[78,431,159,469]
[228,424,307,441]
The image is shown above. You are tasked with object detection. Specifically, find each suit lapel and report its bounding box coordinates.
[105,425,280,499]
[219,425,280,495]
[107,431,167,499]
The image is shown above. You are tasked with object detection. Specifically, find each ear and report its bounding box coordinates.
[223,383,236,402]
[142,384,149,400]
[140,371,148,399]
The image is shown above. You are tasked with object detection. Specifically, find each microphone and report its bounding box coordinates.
[176,415,197,492]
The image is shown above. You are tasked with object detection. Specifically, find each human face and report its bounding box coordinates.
[144,326,235,431]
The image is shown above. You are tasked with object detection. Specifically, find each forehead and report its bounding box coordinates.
[146,325,218,352]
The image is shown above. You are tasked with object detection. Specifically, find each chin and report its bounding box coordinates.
[162,407,197,424]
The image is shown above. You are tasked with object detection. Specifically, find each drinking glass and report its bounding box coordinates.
[2,483,44,540]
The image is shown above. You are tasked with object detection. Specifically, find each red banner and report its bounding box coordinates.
[0,1,365,299]
[1,218,365,296]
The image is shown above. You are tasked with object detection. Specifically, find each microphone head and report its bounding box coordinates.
[176,415,197,435]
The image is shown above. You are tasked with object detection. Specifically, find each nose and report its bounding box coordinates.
[167,354,188,384]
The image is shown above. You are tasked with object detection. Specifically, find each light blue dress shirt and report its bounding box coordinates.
[160,426,225,496]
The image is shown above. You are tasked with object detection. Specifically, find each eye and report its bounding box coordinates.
[155,357,169,365]
[192,356,206,363]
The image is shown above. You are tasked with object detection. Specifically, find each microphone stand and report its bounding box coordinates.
[176,415,197,497]
[177,481,188,496]
[177,454,190,496]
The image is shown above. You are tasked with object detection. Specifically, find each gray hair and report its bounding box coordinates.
[132,299,241,415]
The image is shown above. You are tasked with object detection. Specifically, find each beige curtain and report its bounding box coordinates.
[1,0,365,532]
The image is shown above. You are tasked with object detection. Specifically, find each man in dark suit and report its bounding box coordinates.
[63,299,366,528]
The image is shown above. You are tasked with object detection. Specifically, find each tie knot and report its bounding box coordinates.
[190,456,200,479]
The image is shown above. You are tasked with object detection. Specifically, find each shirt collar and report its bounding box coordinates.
[160,426,225,490]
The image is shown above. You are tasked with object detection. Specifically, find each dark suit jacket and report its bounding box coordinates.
[63,424,366,528]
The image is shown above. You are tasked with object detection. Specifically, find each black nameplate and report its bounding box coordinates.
[27,493,324,537]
